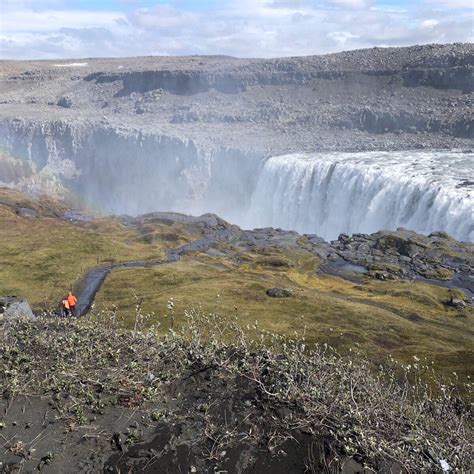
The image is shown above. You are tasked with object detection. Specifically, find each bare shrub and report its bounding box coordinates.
[0,308,471,471]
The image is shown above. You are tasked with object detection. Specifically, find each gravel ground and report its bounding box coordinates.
[0,43,472,155]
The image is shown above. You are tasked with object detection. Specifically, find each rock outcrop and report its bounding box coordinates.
[0,296,35,318]
[134,213,473,299]
[266,287,293,298]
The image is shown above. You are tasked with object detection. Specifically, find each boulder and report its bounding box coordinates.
[429,231,451,239]
[446,298,466,310]
[0,296,35,318]
[266,287,293,298]
[17,207,37,218]
[57,96,73,108]
[455,180,474,189]
[338,233,350,244]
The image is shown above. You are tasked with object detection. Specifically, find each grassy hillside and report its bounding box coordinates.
[1,187,472,384]
[0,188,192,308]
[94,250,473,383]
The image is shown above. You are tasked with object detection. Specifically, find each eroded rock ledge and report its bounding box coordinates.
[1,43,472,158]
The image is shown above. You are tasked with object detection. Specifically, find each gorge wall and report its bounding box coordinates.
[0,43,473,240]
[0,119,262,220]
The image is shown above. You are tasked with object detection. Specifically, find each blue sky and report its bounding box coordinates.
[0,0,472,59]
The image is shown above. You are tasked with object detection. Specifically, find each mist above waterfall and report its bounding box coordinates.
[99,148,472,243]
[70,148,474,243]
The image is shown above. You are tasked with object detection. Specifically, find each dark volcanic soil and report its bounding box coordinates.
[2,317,470,473]
[0,319,366,473]
[0,368,361,474]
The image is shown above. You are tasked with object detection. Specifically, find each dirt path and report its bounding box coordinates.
[72,238,212,316]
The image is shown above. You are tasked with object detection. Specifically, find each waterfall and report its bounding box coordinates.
[1,120,472,242]
[244,151,474,242]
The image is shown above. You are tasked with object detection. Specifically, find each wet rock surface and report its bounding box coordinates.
[323,229,473,295]
[134,212,473,300]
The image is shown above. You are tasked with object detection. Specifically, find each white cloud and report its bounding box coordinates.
[421,19,439,28]
[327,31,360,44]
[1,0,66,7]
[0,0,472,59]
[425,0,473,8]
[328,0,373,8]
[128,5,198,30]
[0,9,126,33]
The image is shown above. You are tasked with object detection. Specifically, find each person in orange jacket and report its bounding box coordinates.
[67,291,78,316]
[62,297,70,317]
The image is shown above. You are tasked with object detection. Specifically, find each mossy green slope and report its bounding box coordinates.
[1,187,472,383]
[94,251,473,383]
[0,188,191,308]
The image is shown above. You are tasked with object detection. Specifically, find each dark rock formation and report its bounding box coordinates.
[136,213,473,299]
[17,207,37,218]
[446,297,467,309]
[266,287,293,298]
[56,96,73,108]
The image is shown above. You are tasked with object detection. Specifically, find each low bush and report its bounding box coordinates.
[0,308,471,471]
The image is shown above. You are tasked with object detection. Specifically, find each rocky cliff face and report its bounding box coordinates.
[1,43,472,149]
[0,43,472,220]
[0,119,262,217]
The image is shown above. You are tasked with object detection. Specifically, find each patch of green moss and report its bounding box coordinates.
[420,267,454,280]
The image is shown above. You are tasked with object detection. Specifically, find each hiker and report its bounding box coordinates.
[67,291,78,317]
[62,297,70,317]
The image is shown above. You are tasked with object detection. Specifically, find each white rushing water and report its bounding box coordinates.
[243,151,474,242]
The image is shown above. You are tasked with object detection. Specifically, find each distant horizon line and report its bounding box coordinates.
[1,41,472,63]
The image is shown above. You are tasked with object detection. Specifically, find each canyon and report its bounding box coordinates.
[1,43,473,473]
[0,43,473,241]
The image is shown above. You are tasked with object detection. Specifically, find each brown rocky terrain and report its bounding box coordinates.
[0,43,473,158]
